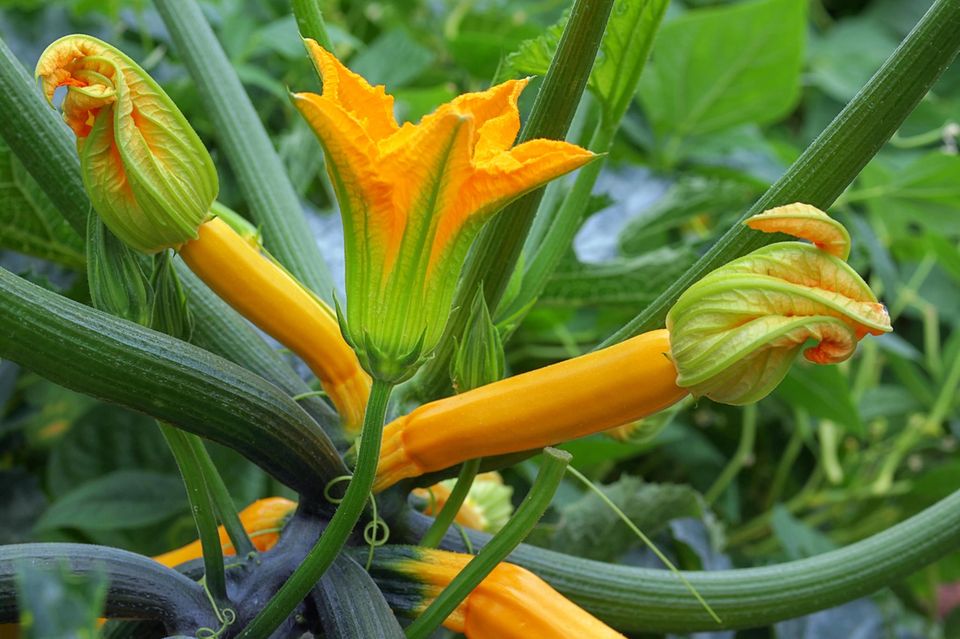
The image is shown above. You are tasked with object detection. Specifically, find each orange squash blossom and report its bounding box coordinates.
[294,41,595,381]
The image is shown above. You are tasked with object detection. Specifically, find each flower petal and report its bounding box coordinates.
[461,138,595,223]
[745,203,851,260]
[304,39,398,140]
[294,91,398,275]
[443,78,528,162]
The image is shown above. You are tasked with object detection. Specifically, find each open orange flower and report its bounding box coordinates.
[294,41,594,382]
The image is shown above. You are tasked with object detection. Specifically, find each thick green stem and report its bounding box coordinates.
[505,122,615,320]
[0,544,215,632]
[293,0,334,50]
[414,0,615,397]
[419,458,482,549]
[601,0,960,347]
[0,267,347,499]
[154,0,335,301]
[399,484,960,632]
[159,424,228,607]
[0,37,88,232]
[237,379,394,638]
[185,433,256,558]
[403,448,571,639]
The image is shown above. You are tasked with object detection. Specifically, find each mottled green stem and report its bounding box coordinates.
[237,379,394,638]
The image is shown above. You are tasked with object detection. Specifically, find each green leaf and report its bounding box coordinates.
[501,15,564,80]
[0,138,85,268]
[47,405,176,499]
[503,0,668,123]
[770,505,836,560]
[638,0,806,151]
[36,470,188,532]
[591,0,669,121]
[16,561,107,639]
[0,469,47,544]
[540,247,696,307]
[776,364,864,437]
[808,18,899,102]
[855,152,960,237]
[350,29,435,88]
[535,475,703,562]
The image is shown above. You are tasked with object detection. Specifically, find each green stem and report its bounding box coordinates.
[499,485,960,632]
[186,434,256,557]
[504,122,615,321]
[0,267,348,499]
[154,0,335,301]
[600,0,960,347]
[0,37,88,232]
[159,424,228,607]
[704,404,758,505]
[925,345,960,432]
[237,379,394,638]
[413,0,615,397]
[403,448,571,639]
[292,0,334,50]
[419,458,482,549]
[0,544,215,630]
[766,409,809,509]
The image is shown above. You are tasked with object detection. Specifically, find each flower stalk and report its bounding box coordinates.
[237,379,394,639]
[294,42,593,382]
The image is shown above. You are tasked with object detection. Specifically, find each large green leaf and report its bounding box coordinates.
[638,0,806,153]
[502,0,668,122]
[47,406,177,499]
[854,152,960,237]
[36,471,188,532]
[533,475,703,562]
[0,138,84,268]
[540,247,696,307]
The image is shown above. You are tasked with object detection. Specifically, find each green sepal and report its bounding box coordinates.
[150,252,195,341]
[86,209,153,326]
[450,288,505,393]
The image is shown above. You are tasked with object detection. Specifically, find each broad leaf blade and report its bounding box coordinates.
[0,138,85,268]
[36,470,188,532]
[638,0,806,148]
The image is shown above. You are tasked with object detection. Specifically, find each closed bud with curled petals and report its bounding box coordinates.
[36,35,217,254]
[294,41,594,382]
[666,204,891,405]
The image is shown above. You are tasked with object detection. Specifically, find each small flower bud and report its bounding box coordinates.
[667,204,891,405]
[36,35,218,254]
[451,289,505,393]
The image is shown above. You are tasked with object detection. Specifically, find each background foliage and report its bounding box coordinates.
[1,0,959,636]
